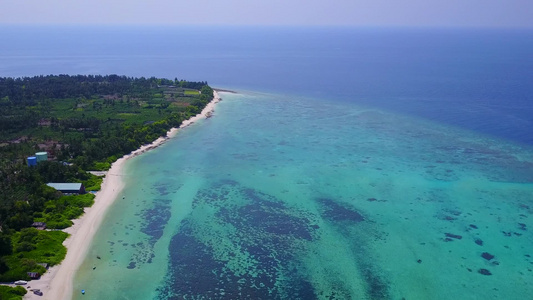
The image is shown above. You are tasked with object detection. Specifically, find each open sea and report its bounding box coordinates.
[1,26,532,299]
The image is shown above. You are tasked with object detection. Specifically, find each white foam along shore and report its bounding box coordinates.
[24,91,223,300]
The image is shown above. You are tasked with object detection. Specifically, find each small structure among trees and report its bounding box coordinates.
[37,263,49,270]
[27,272,41,280]
[31,222,47,230]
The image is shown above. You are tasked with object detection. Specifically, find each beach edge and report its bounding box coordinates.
[24,91,223,300]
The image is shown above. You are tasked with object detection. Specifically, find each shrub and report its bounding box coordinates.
[0,286,27,300]
[15,241,35,252]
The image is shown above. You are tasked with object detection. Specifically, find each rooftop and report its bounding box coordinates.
[46,183,83,190]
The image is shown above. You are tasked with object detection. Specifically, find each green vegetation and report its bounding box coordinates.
[34,194,95,229]
[0,229,68,281]
[184,89,200,95]
[83,175,103,191]
[0,286,27,300]
[0,74,213,282]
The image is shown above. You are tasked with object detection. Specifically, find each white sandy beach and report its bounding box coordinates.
[24,91,222,300]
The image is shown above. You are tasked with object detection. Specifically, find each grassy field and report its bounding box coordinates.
[184,89,200,95]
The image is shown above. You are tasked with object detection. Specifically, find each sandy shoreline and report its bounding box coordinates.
[24,91,222,300]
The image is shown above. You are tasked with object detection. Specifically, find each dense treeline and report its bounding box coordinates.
[0,75,209,134]
[0,75,208,105]
[0,75,213,283]
[1,75,137,106]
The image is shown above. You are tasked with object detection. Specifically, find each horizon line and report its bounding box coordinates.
[1,23,532,30]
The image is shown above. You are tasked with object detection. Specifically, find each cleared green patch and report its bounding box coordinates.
[184,90,200,95]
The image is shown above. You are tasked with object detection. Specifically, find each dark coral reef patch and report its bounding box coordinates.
[317,198,365,223]
[158,181,319,299]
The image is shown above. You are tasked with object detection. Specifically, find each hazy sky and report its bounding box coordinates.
[1,0,532,28]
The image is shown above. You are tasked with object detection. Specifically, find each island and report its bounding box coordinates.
[0,75,219,299]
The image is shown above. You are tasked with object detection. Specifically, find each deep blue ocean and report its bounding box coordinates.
[1,26,532,299]
[1,26,532,145]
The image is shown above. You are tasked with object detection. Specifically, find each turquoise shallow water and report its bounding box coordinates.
[74,91,533,299]
[0,25,530,299]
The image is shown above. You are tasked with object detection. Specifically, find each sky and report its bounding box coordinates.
[0,0,532,28]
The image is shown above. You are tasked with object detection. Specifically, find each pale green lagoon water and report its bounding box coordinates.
[74,91,533,299]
